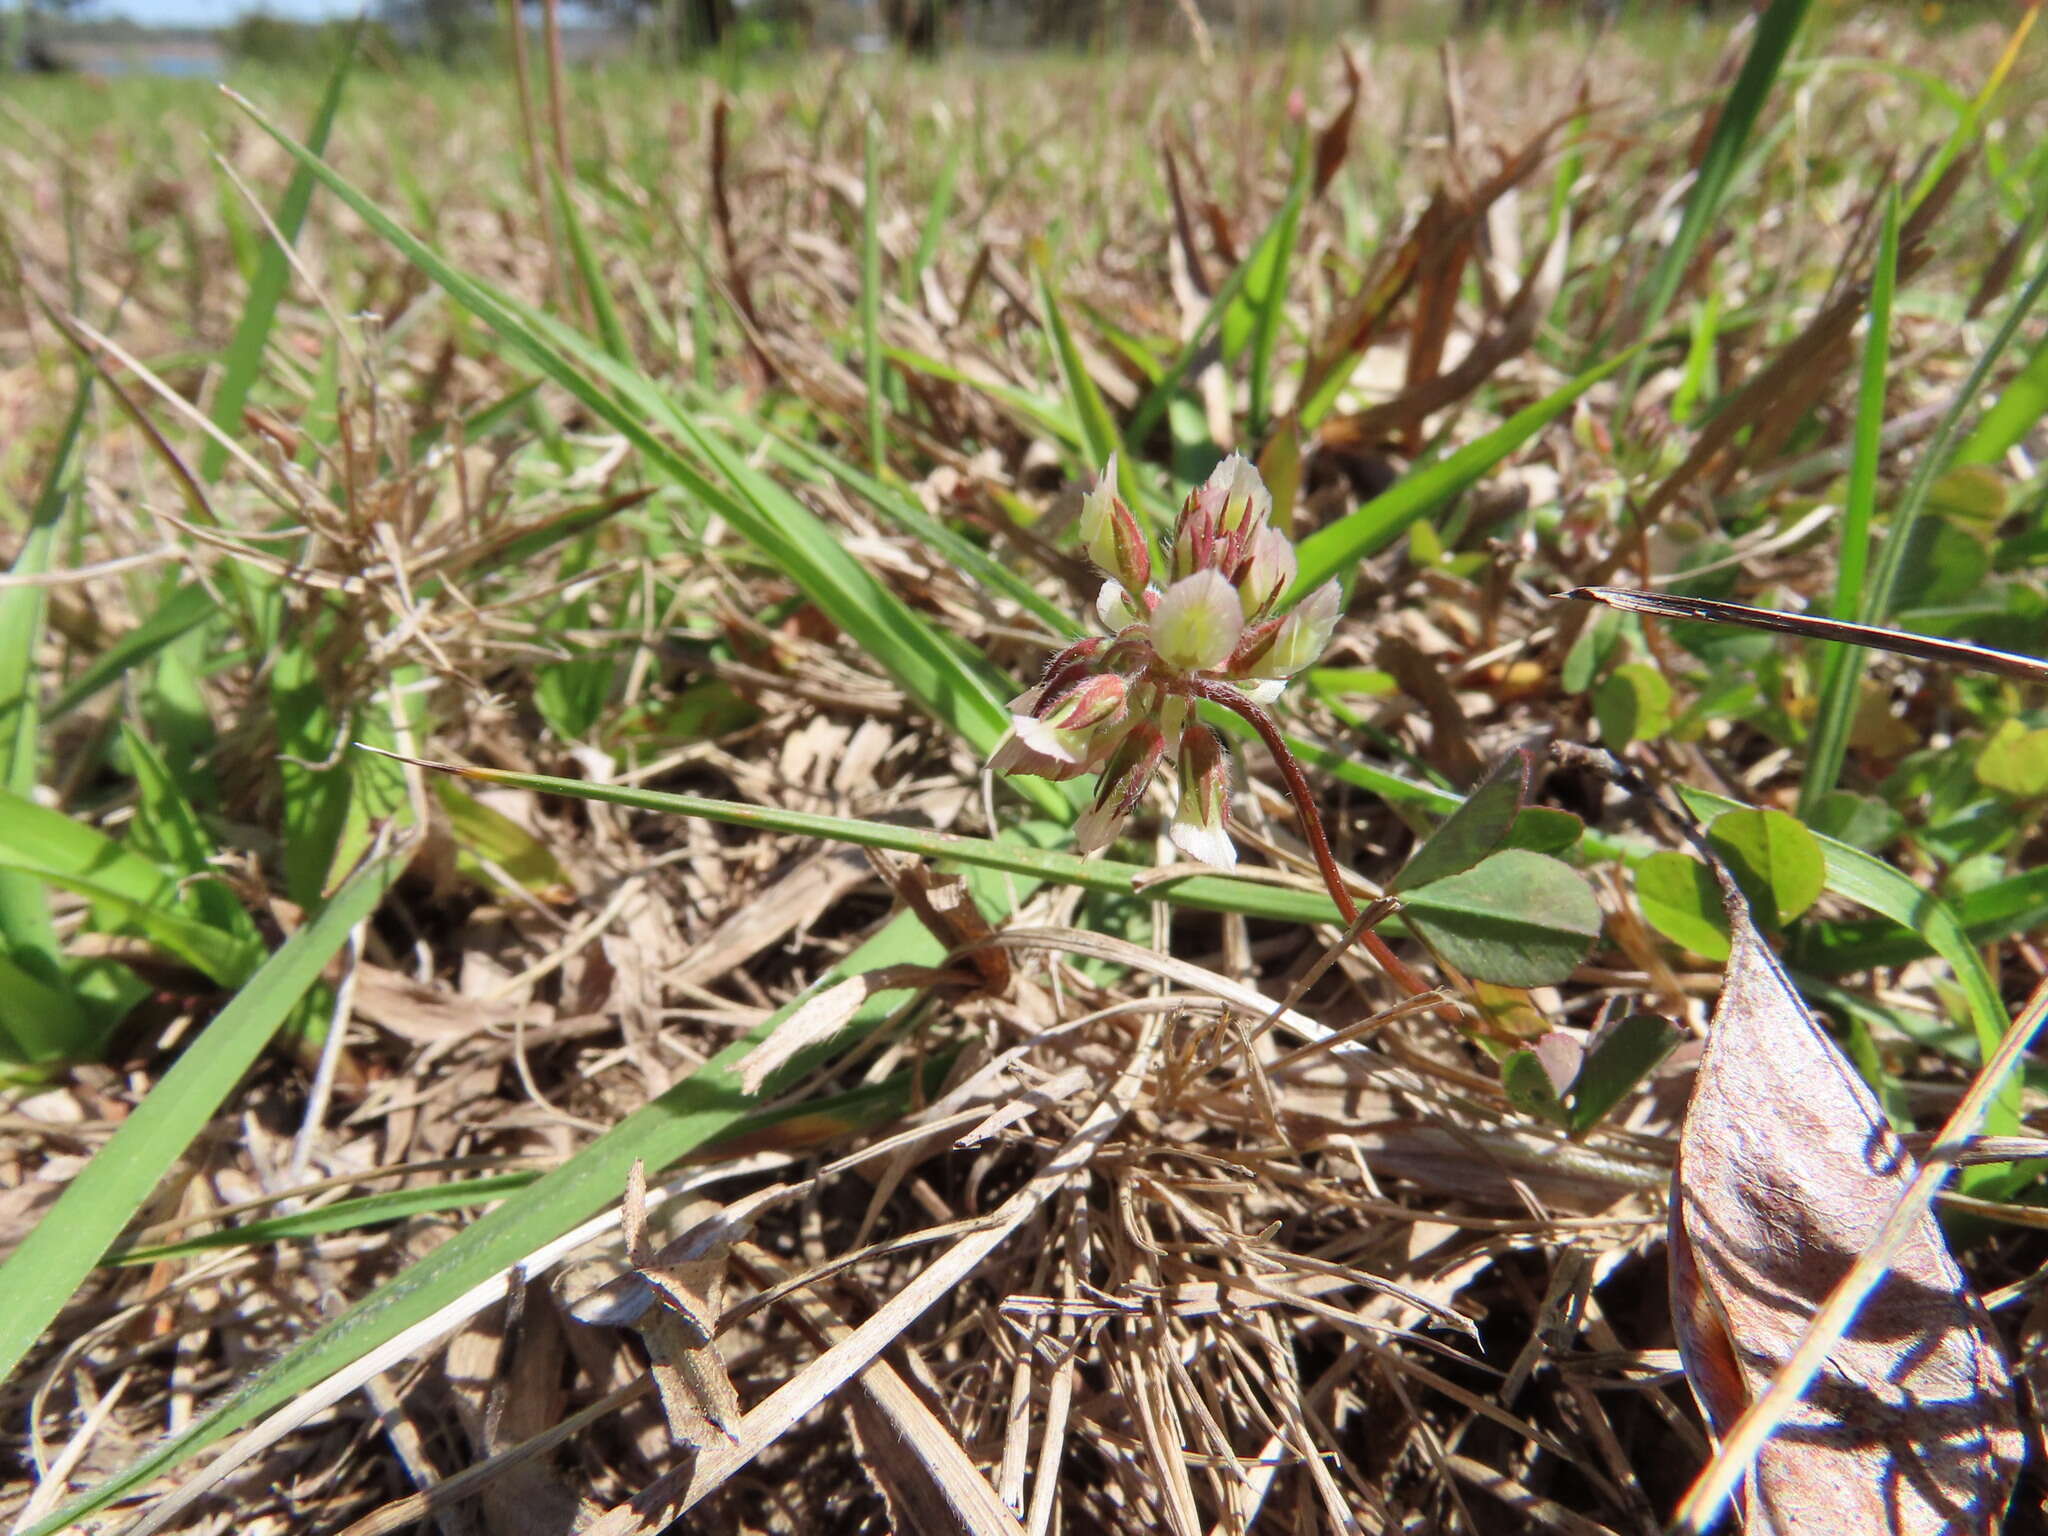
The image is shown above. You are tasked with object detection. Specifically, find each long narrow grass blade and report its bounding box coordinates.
[0,386,89,1057]
[49,580,216,721]
[199,20,359,484]
[551,162,631,364]
[1033,254,1138,514]
[862,110,886,473]
[1799,186,1899,816]
[1290,345,1638,596]
[1246,144,1308,440]
[1955,328,2048,469]
[372,747,1342,927]
[0,844,405,1389]
[1126,184,1294,448]
[1864,237,2048,629]
[1617,0,1813,400]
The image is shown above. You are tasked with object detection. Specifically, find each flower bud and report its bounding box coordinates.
[1150,569,1243,673]
[1169,726,1234,868]
[1038,637,1104,701]
[1078,457,1151,594]
[1206,452,1270,538]
[1251,579,1341,679]
[1236,526,1296,622]
[1075,722,1165,853]
[1007,672,1127,772]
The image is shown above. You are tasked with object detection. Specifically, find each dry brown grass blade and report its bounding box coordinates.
[1312,44,1365,197]
[579,1015,1166,1536]
[711,95,777,387]
[1298,107,1571,423]
[1633,154,1970,532]
[739,1243,1029,1536]
[1323,217,1567,450]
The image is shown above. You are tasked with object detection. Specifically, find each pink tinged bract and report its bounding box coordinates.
[1251,579,1341,679]
[1150,570,1243,673]
[1169,725,1235,868]
[1207,451,1271,538]
[1078,456,1152,595]
[1236,526,1297,621]
[1074,723,1166,853]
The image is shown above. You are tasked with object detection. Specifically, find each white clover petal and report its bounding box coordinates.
[1096,579,1143,632]
[1150,569,1242,672]
[1169,805,1237,868]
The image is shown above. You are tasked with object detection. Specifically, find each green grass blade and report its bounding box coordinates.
[1865,240,2048,621]
[1955,327,2048,468]
[109,1173,547,1266]
[1245,148,1309,440]
[863,110,886,473]
[1617,0,1813,397]
[905,132,960,301]
[551,163,631,365]
[1126,190,1292,449]
[228,91,1064,817]
[1034,255,1137,513]
[885,345,1081,444]
[24,851,1043,1536]
[1290,344,1640,596]
[199,20,360,484]
[1799,186,1899,817]
[0,789,264,986]
[0,846,405,1389]
[394,753,1355,928]
[745,413,1076,635]
[49,580,217,721]
[0,387,89,1055]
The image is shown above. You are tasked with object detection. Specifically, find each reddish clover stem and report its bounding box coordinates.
[1196,679,1443,1008]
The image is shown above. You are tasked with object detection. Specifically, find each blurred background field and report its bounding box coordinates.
[4,1,2048,1531]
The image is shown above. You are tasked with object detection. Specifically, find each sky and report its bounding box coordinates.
[82,0,364,25]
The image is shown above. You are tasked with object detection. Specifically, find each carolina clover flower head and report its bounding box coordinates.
[992,453,1342,867]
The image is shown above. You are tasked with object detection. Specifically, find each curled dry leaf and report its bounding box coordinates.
[1669,870,2022,1534]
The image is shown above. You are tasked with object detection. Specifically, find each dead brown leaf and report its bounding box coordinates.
[1669,871,2022,1534]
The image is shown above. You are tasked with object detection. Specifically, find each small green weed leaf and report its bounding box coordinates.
[1390,749,1530,893]
[1706,808,1826,929]
[1400,850,1602,987]
[1560,604,1621,694]
[1805,790,1904,852]
[1926,464,2010,532]
[1506,807,1585,856]
[1593,662,1673,745]
[1975,720,2048,799]
[1890,518,1992,612]
[1568,1013,1680,1133]
[1501,1049,1572,1127]
[1636,851,1731,961]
